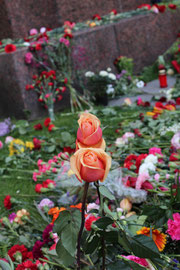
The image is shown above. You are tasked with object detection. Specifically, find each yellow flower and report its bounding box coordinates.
[9,139,25,156]
[146,112,156,117]
[89,22,96,27]
[137,227,167,251]
[25,141,34,150]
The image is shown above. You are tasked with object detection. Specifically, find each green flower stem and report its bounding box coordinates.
[94,181,106,270]
[40,258,71,269]
[77,182,89,270]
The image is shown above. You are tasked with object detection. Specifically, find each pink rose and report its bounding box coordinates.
[76,113,105,149]
[70,148,111,183]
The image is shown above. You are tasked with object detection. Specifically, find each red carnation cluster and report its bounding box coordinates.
[8,245,33,262]
[33,138,42,150]
[92,14,102,20]
[85,216,100,231]
[4,195,12,209]
[16,260,37,270]
[124,153,148,173]
[35,179,56,193]
[44,117,55,132]
[34,123,43,130]
[154,4,166,13]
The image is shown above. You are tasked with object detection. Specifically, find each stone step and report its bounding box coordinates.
[0,0,151,40]
[0,9,179,119]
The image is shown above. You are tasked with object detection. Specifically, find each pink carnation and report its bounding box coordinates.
[136,172,150,190]
[29,28,38,35]
[149,147,162,156]
[122,132,135,143]
[171,132,180,150]
[0,141,3,149]
[123,255,149,267]
[25,52,33,64]
[167,213,180,240]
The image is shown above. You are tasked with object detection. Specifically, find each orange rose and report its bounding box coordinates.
[70,148,111,183]
[76,112,105,150]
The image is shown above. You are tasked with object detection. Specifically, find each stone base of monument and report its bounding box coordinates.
[0,10,180,119]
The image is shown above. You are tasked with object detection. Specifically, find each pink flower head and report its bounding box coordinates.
[59,37,70,47]
[136,172,150,190]
[149,147,162,156]
[171,132,180,150]
[122,132,135,143]
[29,28,38,35]
[167,213,180,240]
[38,198,54,211]
[5,136,14,144]
[123,255,149,267]
[25,52,33,64]
[0,141,3,149]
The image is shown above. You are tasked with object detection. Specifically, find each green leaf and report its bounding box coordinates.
[61,224,77,256]
[0,260,14,270]
[94,217,113,230]
[53,211,72,236]
[107,261,131,270]
[99,186,115,200]
[56,240,75,267]
[61,131,72,144]
[45,145,56,153]
[84,234,100,254]
[104,231,119,243]
[130,234,159,259]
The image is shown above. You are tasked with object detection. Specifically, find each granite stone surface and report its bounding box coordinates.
[0,0,152,40]
[0,10,180,119]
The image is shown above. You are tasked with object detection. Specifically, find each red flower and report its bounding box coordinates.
[43,179,56,188]
[138,4,151,10]
[111,9,117,15]
[168,4,176,10]
[159,96,167,103]
[125,176,137,188]
[63,146,75,154]
[16,260,37,270]
[64,78,68,84]
[92,14,102,20]
[35,43,42,51]
[5,44,16,53]
[85,216,99,231]
[0,41,2,46]
[33,138,42,150]
[48,124,55,132]
[34,123,43,130]
[170,153,178,162]
[32,241,44,259]
[58,95,63,101]
[8,245,29,262]
[135,154,148,173]
[155,4,166,13]
[44,117,51,127]
[4,195,12,209]
[25,84,34,91]
[35,184,43,193]
[155,102,165,109]
[134,129,142,137]
[124,154,138,170]
[63,33,73,39]
[176,97,180,105]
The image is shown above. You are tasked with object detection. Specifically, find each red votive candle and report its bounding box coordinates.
[159,70,168,88]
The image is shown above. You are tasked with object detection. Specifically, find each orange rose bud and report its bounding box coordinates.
[70,148,111,183]
[120,198,132,213]
[77,112,105,150]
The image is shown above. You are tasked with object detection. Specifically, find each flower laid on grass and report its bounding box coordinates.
[9,138,34,156]
[167,213,180,241]
[137,227,167,251]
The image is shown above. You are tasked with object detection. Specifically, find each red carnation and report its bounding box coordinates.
[48,124,55,132]
[155,4,166,13]
[124,154,138,170]
[63,33,73,39]
[35,184,43,193]
[111,9,117,15]
[63,146,75,154]
[34,123,43,130]
[168,4,176,10]
[43,179,56,188]
[134,129,142,137]
[8,245,29,262]
[64,78,68,84]
[92,14,102,20]
[138,4,151,10]
[85,216,99,231]
[33,138,42,150]
[25,84,34,91]
[176,97,180,105]
[16,260,37,270]
[4,195,12,209]
[170,153,178,162]
[35,43,42,51]
[5,44,16,53]
[44,117,51,127]
[135,154,148,173]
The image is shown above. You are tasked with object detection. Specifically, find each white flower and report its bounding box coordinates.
[167,68,174,76]
[106,84,114,94]
[40,27,46,33]
[107,67,112,72]
[136,80,145,88]
[139,163,156,175]
[99,70,108,77]
[87,203,99,213]
[23,42,30,46]
[85,71,95,78]
[171,132,180,150]
[108,73,116,80]
[122,132,135,143]
[144,154,158,164]
[5,136,14,144]
[115,138,126,147]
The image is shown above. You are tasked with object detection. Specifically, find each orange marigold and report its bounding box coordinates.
[137,227,167,252]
